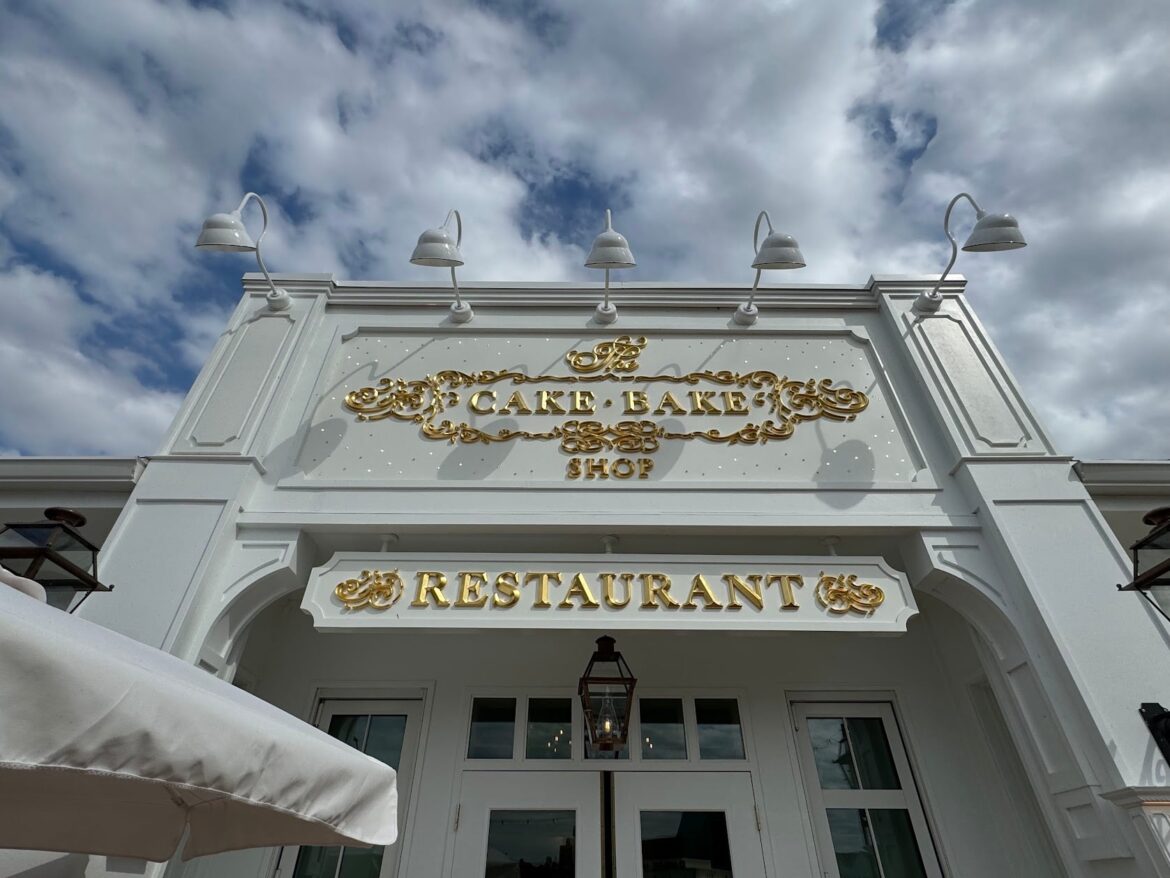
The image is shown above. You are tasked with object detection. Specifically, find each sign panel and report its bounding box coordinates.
[295,332,920,486]
[302,554,919,633]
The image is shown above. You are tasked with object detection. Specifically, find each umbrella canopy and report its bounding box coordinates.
[0,583,397,861]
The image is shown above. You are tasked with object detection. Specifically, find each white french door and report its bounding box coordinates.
[612,772,768,877]
[451,771,603,876]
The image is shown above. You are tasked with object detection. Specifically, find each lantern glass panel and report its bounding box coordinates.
[583,689,628,760]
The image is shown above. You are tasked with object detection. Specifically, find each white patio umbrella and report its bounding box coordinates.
[0,577,397,861]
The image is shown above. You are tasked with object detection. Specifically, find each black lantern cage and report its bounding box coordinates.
[578,635,637,753]
[1118,508,1170,624]
[0,507,113,612]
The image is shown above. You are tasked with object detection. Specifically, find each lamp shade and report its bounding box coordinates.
[962,213,1027,252]
[752,231,806,270]
[410,226,464,268]
[195,211,255,252]
[585,211,635,270]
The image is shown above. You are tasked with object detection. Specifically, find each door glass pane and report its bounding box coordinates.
[640,811,733,876]
[695,699,745,759]
[807,717,859,790]
[327,714,370,751]
[366,715,408,768]
[847,717,900,790]
[337,846,385,878]
[527,698,572,759]
[485,810,575,876]
[871,809,928,878]
[640,699,687,760]
[292,845,341,878]
[469,698,516,759]
[584,692,629,760]
[826,809,880,878]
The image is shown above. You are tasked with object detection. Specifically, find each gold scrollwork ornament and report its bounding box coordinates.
[566,336,647,373]
[334,569,404,611]
[815,573,885,616]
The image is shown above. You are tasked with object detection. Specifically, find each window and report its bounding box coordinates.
[467,697,516,759]
[793,702,943,878]
[526,697,573,759]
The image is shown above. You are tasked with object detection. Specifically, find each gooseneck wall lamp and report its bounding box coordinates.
[585,209,635,324]
[195,192,290,312]
[410,209,472,324]
[915,192,1027,313]
[734,210,806,326]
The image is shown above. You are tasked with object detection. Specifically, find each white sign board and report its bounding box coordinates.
[302,553,918,633]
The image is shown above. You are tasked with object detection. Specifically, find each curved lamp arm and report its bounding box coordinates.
[745,209,774,309]
[443,209,464,310]
[918,192,983,310]
[236,192,290,311]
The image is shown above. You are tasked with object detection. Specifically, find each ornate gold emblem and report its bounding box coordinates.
[566,335,647,373]
[815,573,885,615]
[334,569,404,611]
[343,338,869,454]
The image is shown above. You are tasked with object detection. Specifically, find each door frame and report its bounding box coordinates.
[275,698,425,878]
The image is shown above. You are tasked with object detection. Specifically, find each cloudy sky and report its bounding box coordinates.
[0,0,1167,460]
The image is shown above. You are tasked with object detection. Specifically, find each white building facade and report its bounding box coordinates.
[5,274,1170,878]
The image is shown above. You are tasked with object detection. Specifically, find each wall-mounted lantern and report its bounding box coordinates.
[0,508,113,612]
[1118,507,1170,624]
[578,635,637,752]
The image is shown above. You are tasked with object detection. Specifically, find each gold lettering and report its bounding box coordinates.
[723,574,765,611]
[654,391,687,415]
[570,390,596,414]
[454,571,490,607]
[722,391,748,414]
[640,572,680,609]
[559,572,601,609]
[585,458,609,479]
[566,458,582,479]
[638,458,654,479]
[492,571,520,608]
[623,390,649,414]
[525,571,561,608]
[468,390,496,414]
[767,573,804,609]
[500,390,533,415]
[411,571,450,607]
[601,572,632,608]
[689,390,720,414]
[683,574,724,609]
[536,390,567,414]
[611,458,635,479]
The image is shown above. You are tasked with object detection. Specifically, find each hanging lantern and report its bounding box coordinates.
[1118,507,1170,624]
[578,635,637,752]
[0,508,113,612]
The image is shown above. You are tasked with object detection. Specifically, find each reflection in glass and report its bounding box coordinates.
[695,699,745,760]
[641,811,732,876]
[826,809,880,878]
[808,718,859,790]
[847,718,900,790]
[871,809,928,878]
[584,693,628,760]
[469,698,517,759]
[527,698,572,759]
[640,699,687,760]
[486,810,575,877]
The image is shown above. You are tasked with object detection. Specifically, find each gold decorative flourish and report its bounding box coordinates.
[341,338,870,453]
[815,573,885,615]
[335,569,404,611]
[566,336,647,373]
